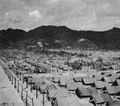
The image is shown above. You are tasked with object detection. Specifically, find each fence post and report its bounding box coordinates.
[26,82,28,88]
[26,91,28,106]
[17,80,19,93]
[22,74,24,84]
[43,92,45,106]
[36,89,38,98]
[12,75,13,84]
[32,98,34,106]
[31,84,32,92]
[14,77,17,88]
[21,85,23,100]
[20,73,21,81]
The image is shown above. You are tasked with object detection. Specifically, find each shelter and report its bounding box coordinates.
[67,82,77,91]
[94,81,108,89]
[92,75,104,81]
[76,87,97,98]
[52,77,61,83]
[73,77,83,82]
[52,96,92,106]
[47,88,69,101]
[90,93,105,105]
[59,77,67,87]
[82,77,94,85]
[105,86,120,95]
[104,76,116,83]
[107,100,120,106]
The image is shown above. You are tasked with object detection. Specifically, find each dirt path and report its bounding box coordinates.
[0,66,24,106]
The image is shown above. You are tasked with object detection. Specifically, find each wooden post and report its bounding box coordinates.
[43,92,45,106]
[26,91,28,106]
[26,82,28,88]
[22,74,24,84]
[9,74,11,81]
[12,75,13,84]
[31,84,32,92]
[17,80,19,93]
[14,77,17,88]
[32,98,34,106]
[20,73,21,81]
[36,89,38,98]
[21,85,23,100]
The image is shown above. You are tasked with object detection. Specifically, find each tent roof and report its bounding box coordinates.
[101,93,113,103]
[76,87,97,97]
[94,81,108,89]
[82,77,94,85]
[91,93,104,104]
[108,100,120,106]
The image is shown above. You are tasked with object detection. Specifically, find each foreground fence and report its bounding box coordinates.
[0,59,34,106]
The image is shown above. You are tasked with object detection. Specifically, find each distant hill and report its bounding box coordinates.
[0,26,120,50]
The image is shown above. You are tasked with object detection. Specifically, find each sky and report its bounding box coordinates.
[0,0,120,31]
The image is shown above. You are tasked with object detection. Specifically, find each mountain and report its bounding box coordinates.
[0,26,120,50]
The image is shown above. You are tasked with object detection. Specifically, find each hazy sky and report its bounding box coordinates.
[0,0,120,31]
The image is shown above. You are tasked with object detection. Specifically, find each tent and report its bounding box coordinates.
[90,93,105,105]
[104,76,116,83]
[92,75,104,81]
[53,96,92,106]
[66,82,77,91]
[82,77,94,85]
[59,77,67,87]
[105,86,120,95]
[107,100,120,106]
[94,81,108,89]
[76,87,97,98]
[101,93,113,103]
[73,77,83,82]
[47,88,69,101]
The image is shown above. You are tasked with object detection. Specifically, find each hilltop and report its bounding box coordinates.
[0,26,120,50]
